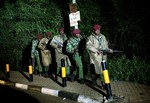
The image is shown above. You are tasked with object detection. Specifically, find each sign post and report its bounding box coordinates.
[69,0,80,29]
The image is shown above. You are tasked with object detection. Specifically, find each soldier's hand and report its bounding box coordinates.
[74,48,78,52]
[57,44,62,48]
[109,49,113,53]
[97,49,103,55]
[97,51,102,55]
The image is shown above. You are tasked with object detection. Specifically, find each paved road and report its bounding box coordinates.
[0,70,150,103]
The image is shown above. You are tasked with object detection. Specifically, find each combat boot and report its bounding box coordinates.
[69,74,77,82]
[101,81,106,90]
[78,78,85,84]
[91,75,97,86]
[38,72,42,76]
[42,71,48,78]
[33,70,38,75]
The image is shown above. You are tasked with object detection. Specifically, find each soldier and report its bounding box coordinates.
[49,27,71,80]
[31,33,43,75]
[38,32,52,77]
[66,29,84,84]
[86,24,113,87]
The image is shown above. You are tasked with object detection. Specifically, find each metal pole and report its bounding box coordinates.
[61,59,67,87]
[6,64,10,78]
[101,60,113,100]
[29,65,33,82]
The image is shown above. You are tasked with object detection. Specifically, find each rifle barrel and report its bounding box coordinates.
[113,50,123,53]
[100,49,123,53]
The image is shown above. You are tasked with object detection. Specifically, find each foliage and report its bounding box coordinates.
[77,0,101,35]
[0,0,62,69]
[109,0,149,59]
[108,55,150,84]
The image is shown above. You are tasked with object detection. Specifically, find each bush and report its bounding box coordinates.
[107,55,150,85]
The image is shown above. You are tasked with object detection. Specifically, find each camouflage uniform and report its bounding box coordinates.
[31,34,43,75]
[66,29,84,84]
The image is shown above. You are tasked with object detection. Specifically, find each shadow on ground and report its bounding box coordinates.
[0,78,40,103]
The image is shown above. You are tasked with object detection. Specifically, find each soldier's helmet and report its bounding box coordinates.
[46,32,52,38]
[36,33,42,40]
[59,27,64,32]
[93,24,101,31]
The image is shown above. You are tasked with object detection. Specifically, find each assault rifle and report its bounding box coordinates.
[99,49,123,54]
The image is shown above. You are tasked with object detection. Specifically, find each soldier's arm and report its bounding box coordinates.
[66,39,74,54]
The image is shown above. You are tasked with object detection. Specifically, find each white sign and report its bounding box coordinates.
[69,11,81,27]
[72,0,76,3]
[70,21,78,27]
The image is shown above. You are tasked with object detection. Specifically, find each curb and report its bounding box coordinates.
[0,79,103,103]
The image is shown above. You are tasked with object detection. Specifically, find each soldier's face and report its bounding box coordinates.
[60,30,64,34]
[94,29,100,35]
[75,33,80,37]
[46,36,50,39]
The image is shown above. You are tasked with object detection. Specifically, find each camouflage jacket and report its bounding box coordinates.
[66,36,82,54]
[31,39,40,58]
